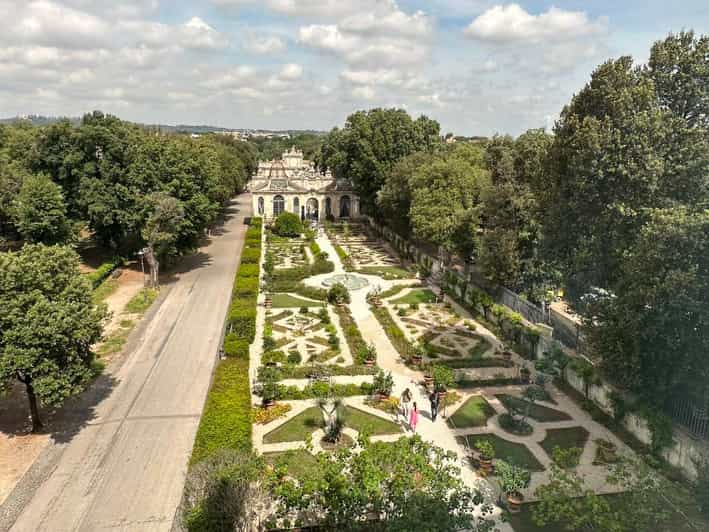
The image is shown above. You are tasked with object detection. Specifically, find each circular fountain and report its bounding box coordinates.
[321,273,370,290]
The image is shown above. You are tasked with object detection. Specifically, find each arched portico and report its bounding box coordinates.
[306,197,319,221]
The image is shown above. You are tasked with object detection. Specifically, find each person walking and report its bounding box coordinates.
[429,390,440,422]
[400,388,412,421]
[409,402,419,432]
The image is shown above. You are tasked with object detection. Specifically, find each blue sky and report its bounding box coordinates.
[0,1,707,135]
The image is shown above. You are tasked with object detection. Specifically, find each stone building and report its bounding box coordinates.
[249,147,359,221]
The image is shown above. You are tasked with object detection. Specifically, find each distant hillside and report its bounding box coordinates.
[0,115,326,136]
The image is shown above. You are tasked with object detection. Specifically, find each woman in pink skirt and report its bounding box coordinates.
[409,402,419,432]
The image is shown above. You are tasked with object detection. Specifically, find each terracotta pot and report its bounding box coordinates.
[263,398,276,408]
[364,358,375,367]
[503,350,513,360]
[438,390,448,399]
[520,369,531,384]
[411,355,423,366]
[424,375,434,388]
[376,392,390,401]
[506,492,523,514]
[265,361,276,368]
[479,456,493,475]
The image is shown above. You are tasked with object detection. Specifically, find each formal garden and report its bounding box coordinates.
[185,212,709,532]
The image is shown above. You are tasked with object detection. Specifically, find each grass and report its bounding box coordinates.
[125,288,159,314]
[390,288,437,305]
[96,324,132,357]
[357,266,413,279]
[540,426,590,459]
[496,394,572,422]
[263,449,322,481]
[272,293,325,308]
[343,406,403,435]
[457,434,545,472]
[447,396,495,429]
[92,278,119,303]
[263,406,324,443]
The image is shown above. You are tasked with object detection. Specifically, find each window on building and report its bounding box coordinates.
[273,195,285,216]
[293,197,300,215]
[258,197,264,215]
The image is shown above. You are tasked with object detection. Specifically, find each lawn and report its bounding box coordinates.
[456,434,545,471]
[496,394,571,422]
[447,396,495,429]
[540,426,590,458]
[343,406,403,435]
[263,449,322,481]
[272,293,325,308]
[263,406,324,443]
[357,266,413,279]
[390,288,437,305]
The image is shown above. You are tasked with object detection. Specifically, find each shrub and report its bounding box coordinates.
[253,403,292,425]
[223,334,250,358]
[309,241,321,256]
[373,369,394,395]
[327,283,350,305]
[474,439,495,459]
[182,449,266,531]
[240,247,261,264]
[262,350,287,365]
[696,457,709,517]
[228,306,256,341]
[551,446,582,468]
[318,307,330,323]
[236,264,260,278]
[287,351,302,365]
[499,412,533,436]
[86,259,122,288]
[273,212,302,237]
[233,277,259,297]
[432,365,455,391]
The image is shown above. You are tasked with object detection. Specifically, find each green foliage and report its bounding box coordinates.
[86,259,122,289]
[696,457,709,517]
[13,173,72,244]
[372,369,394,395]
[473,439,495,460]
[432,365,455,391]
[273,212,302,237]
[190,359,253,466]
[0,244,106,430]
[319,108,441,212]
[327,282,350,305]
[182,450,266,532]
[495,460,530,495]
[268,435,495,531]
[551,446,583,469]
[639,407,674,454]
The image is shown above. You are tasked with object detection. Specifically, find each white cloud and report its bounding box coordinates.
[352,85,376,100]
[244,34,286,54]
[464,4,607,43]
[279,63,303,80]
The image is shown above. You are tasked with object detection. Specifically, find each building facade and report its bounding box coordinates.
[249,147,359,221]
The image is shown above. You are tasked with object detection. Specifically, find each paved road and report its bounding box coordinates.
[7,195,252,532]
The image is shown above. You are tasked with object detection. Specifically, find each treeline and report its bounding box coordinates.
[0,111,258,261]
[317,31,709,408]
[249,132,325,161]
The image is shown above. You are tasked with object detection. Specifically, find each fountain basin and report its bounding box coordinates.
[322,273,370,290]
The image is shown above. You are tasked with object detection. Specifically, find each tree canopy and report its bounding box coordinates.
[0,244,105,431]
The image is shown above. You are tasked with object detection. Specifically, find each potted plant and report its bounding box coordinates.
[595,438,618,463]
[423,364,434,389]
[496,460,530,514]
[432,365,455,399]
[359,343,377,367]
[373,369,394,400]
[502,345,513,361]
[410,343,425,366]
[367,286,383,307]
[473,439,495,475]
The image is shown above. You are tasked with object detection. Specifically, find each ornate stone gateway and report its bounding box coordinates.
[248,147,360,221]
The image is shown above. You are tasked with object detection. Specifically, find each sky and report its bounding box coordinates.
[0,1,708,136]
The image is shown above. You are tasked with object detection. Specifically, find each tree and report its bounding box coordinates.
[272,212,302,237]
[0,245,105,431]
[318,109,441,212]
[540,56,672,297]
[409,142,487,259]
[13,173,72,244]
[584,207,709,405]
[268,435,496,531]
[182,449,268,532]
[141,192,185,262]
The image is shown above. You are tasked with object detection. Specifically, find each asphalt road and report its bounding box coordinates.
[7,194,252,531]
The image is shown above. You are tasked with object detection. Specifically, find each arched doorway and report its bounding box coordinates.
[306,198,319,221]
[340,195,350,218]
[325,197,332,218]
[273,195,285,216]
[258,197,264,215]
[293,197,300,215]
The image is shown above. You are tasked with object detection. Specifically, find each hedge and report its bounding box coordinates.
[190,358,251,464]
[333,305,367,362]
[87,259,122,289]
[240,247,261,264]
[371,305,415,362]
[275,381,374,400]
[191,217,262,464]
